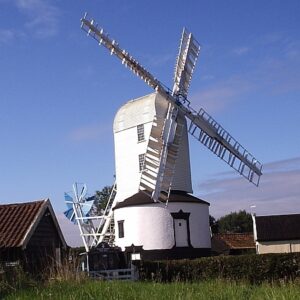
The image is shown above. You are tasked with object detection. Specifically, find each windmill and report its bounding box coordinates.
[79,13,262,260]
[64,183,101,252]
[64,182,117,252]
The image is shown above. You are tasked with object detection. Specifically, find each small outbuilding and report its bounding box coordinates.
[0,199,67,273]
[211,233,255,255]
[253,214,300,254]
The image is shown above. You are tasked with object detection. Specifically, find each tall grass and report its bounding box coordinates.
[47,257,87,283]
[0,265,36,298]
[2,254,300,299]
[3,279,300,300]
[0,258,86,299]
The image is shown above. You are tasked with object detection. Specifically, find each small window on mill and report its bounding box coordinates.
[118,220,124,238]
[139,153,145,172]
[137,124,145,142]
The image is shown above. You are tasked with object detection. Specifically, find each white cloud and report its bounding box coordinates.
[189,77,252,115]
[196,157,300,219]
[249,33,300,93]
[0,0,60,42]
[15,0,60,38]
[189,32,300,115]
[143,52,175,68]
[233,46,250,56]
[69,123,111,142]
[0,29,15,44]
[265,157,300,172]
[200,74,215,81]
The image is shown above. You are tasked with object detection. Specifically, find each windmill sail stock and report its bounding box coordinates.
[81,14,262,188]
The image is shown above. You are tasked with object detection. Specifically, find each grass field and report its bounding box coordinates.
[2,279,300,300]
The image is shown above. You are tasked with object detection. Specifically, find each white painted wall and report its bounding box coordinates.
[257,240,300,254]
[170,202,211,248]
[114,202,211,251]
[113,121,152,202]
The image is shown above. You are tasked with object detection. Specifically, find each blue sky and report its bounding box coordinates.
[1,1,299,246]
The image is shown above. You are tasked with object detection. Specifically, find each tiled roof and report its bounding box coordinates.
[212,233,255,249]
[0,200,46,248]
[255,214,300,241]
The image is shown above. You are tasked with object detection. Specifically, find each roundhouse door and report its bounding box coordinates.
[174,219,188,247]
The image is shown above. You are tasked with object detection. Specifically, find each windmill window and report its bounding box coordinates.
[118,220,124,238]
[138,154,145,172]
[137,124,145,142]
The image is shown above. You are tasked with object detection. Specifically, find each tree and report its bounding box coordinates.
[217,210,253,233]
[92,185,114,215]
[209,215,219,234]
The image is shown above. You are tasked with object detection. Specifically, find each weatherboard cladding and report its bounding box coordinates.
[113,92,166,133]
[0,200,45,248]
[256,214,300,242]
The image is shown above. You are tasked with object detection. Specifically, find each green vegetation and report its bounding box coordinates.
[2,279,300,300]
[2,253,300,299]
[139,253,300,283]
[212,210,253,233]
[93,185,114,214]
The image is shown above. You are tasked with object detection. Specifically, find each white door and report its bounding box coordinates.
[174,219,188,247]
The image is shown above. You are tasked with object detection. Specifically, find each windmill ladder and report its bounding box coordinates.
[96,182,117,247]
[139,105,184,203]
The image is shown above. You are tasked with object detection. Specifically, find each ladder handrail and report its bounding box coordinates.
[151,104,178,202]
[71,183,100,252]
[101,182,117,219]
[96,181,117,245]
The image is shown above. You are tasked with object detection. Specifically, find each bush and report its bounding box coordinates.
[137,253,300,284]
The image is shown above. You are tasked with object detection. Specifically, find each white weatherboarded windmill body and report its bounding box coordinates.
[67,14,262,261]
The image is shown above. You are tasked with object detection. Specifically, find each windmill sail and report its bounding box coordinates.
[80,14,262,189]
[63,183,101,252]
[64,193,76,223]
[173,28,200,98]
[187,107,262,185]
[139,105,184,202]
[81,14,166,95]
[63,189,95,224]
